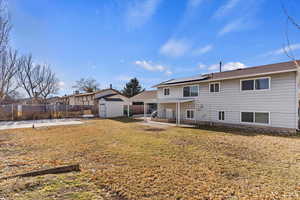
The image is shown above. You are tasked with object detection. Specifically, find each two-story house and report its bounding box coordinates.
[153,60,300,134]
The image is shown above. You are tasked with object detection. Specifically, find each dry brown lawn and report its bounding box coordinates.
[0,118,300,200]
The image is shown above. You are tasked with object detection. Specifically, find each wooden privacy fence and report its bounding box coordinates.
[0,104,98,121]
[129,105,154,115]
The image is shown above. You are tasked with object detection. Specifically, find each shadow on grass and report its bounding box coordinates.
[182,125,300,138]
[109,117,144,123]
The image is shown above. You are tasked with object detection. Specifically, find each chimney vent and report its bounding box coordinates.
[110,84,112,89]
[219,61,222,72]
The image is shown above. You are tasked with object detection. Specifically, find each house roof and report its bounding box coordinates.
[60,88,121,99]
[74,88,120,97]
[130,90,157,101]
[154,60,299,87]
[104,98,124,102]
[96,93,127,102]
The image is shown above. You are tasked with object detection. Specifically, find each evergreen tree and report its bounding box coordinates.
[122,78,144,97]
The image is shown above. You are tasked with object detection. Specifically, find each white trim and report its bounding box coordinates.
[240,111,271,125]
[186,109,196,120]
[240,77,271,92]
[163,88,170,96]
[209,82,221,93]
[157,98,194,103]
[154,69,296,88]
[182,85,199,98]
[177,102,181,125]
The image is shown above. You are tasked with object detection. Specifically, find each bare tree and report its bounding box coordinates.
[18,54,59,102]
[0,0,20,103]
[0,0,10,55]
[0,49,20,101]
[72,78,100,93]
[38,67,59,102]
[0,0,59,104]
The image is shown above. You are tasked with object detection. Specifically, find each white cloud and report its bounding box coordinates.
[218,18,244,36]
[160,39,190,57]
[193,44,213,55]
[197,63,207,69]
[58,81,65,89]
[165,70,173,75]
[213,0,241,18]
[207,64,219,71]
[134,60,172,75]
[125,0,162,29]
[263,43,300,56]
[208,62,247,71]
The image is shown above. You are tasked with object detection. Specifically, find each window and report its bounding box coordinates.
[255,112,269,124]
[241,112,254,123]
[241,80,254,91]
[255,78,269,90]
[209,83,220,93]
[218,111,225,121]
[164,88,170,96]
[241,77,270,91]
[241,112,269,124]
[186,109,195,119]
[183,85,198,97]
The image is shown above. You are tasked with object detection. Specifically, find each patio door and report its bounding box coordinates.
[166,108,173,119]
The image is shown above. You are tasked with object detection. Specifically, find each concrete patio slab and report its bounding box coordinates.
[0,118,83,130]
[137,118,196,128]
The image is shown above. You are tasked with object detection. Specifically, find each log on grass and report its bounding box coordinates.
[0,164,80,180]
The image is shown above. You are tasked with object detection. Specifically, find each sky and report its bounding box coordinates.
[8,0,300,95]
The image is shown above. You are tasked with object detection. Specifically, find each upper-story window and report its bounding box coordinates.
[209,82,220,93]
[241,77,270,91]
[163,88,170,96]
[183,85,198,97]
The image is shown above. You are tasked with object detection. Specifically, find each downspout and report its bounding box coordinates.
[296,69,299,130]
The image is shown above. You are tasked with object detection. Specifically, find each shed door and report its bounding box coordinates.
[99,103,106,118]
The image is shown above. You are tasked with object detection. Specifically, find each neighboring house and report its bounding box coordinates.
[46,88,128,118]
[69,91,98,106]
[153,60,300,133]
[95,89,129,118]
[16,97,44,105]
[56,89,116,106]
[46,96,63,105]
[130,90,157,114]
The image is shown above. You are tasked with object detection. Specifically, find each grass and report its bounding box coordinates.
[0,118,300,199]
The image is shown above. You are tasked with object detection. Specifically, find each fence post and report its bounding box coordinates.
[66,105,68,118]
[53,104,56,119]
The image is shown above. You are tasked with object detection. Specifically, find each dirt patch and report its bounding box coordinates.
[143,128,166,132]
[212,140,269,163]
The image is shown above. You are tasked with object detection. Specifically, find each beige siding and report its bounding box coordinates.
[157,72,298,129]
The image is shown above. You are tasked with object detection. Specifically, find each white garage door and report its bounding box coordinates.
[105,102,125,118]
